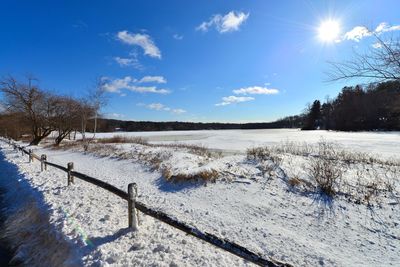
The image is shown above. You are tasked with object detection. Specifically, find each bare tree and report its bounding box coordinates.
[0,75,56,145]
[89,77,108,139]
[51,96,81,145]
[78,98,95,151]
[327,35,400,82]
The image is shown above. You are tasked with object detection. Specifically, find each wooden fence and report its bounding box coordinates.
[1,138,293,267]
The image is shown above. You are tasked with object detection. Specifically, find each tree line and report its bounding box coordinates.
[94,115,304,133]
[302,80,400,131]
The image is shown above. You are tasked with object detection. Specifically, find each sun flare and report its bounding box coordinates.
[318,19,341,42]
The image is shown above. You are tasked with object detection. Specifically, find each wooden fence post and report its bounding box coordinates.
[21,148,23,156]
[28,149,33,163]
[41,154,47,171]
[67,162,74,186]
[128,183,138,231]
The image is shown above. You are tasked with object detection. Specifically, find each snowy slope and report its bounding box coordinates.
[0,143,251,266]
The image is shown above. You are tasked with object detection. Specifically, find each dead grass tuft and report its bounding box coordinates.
[162,168,219,183]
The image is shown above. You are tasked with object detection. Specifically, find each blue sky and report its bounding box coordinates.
[1,0,400,122]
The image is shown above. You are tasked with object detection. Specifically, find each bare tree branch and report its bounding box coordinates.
[327,34,400,83]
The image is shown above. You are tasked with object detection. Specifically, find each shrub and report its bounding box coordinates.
[163,168,219,183]
[308,156,343,197]
[247,147,280,162]
[97,136,148,145]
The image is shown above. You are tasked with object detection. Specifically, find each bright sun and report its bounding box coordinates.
[318,20,340,42]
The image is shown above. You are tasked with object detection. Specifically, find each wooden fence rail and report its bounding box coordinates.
[0,138,293,267]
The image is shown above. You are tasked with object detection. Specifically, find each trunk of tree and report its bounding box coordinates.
[29,128,52,145]
[54,130,72,146]
[93,112,97,139]
[30,135,46,145]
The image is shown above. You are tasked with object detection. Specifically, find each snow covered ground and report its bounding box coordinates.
[1,129,400,266]
[78,129,400,157]
[0,143,251,266]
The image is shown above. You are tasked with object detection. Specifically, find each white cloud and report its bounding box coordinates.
[117,31,161,59]
[138,76,167,84]
[343,22,400,42]
[375,22,400,33]
[233,86,279,95]
[215,96,254,106]
[343,26,372,42]
[196,11,249,33]
[147,103,167,111]
[173,34,183,40]
[113,56,142,69]
[171,109,186,115]
[133,86,170,94]
[102,76,170,94]
[105,113,125,119]
[143,103,186,115]
[372,42,383,49]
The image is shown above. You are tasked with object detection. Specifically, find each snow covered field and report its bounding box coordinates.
[83,129,400,157]
[1,129,400,266]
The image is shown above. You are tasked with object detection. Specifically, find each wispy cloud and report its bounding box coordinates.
[117,31,161,59]
[102,76,170,94]
[196,11,249,33]
[216,84,279,106]
[215,96,254,106]
[173,34,183,40]
[104,113,125,119]
[142,103,186,115]
[343,22,400,42]
[233,86,279,95]
[375,22,400,33]
[372,42,383,49]
[138,76,167,84]
[171,108,186,115]
[72,20,88,30]
[343,26,372,42]
[113,56,143,69]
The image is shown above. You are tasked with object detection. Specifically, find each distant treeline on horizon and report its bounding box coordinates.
[95,116,304,132]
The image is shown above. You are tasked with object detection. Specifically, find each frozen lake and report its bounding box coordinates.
[92,129,400,157]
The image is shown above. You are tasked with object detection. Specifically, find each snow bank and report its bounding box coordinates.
[0,150,81,266]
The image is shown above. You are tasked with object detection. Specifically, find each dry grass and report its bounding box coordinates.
[162,167,219,183]
[98,135,212,157]
[288,177,302,187]
[277,139,400,166]
[150,143,212,157]
[97,136,148,145]
[246,147,282,165]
